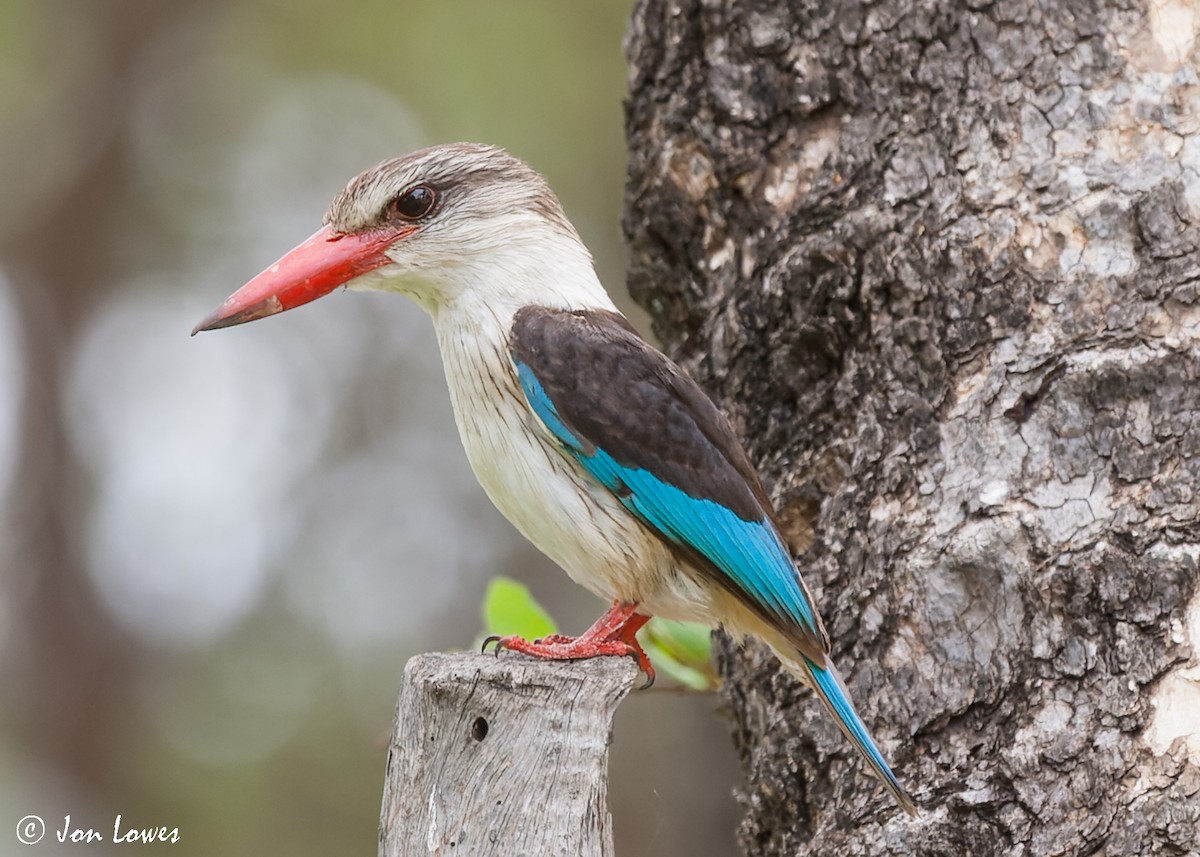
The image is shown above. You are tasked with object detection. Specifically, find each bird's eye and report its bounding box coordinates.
[390,185,436,220]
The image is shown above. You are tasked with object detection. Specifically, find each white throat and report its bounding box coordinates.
[350,216,617,325]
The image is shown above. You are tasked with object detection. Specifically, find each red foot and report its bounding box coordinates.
[483,601,655,687]
[532,633,575,646]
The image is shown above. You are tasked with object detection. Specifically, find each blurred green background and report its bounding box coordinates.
[0,1,740,855]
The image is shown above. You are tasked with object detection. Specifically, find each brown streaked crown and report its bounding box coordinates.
[323,143,579,241]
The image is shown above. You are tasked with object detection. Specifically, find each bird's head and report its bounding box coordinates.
[194,143,601,333]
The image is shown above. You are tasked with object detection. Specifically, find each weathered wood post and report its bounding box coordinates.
[378,652,640,856]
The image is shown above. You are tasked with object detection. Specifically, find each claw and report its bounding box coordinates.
[616,645,655,688]
[481,634,502,653]
[621,643,656,689]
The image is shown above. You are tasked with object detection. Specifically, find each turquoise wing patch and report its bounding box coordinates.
[515,360,822,642]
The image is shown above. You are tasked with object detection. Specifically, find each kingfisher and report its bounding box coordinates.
[194,143,915,814]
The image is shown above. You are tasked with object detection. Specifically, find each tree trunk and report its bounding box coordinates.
[623,0,1200,853]
[378,653,638,856]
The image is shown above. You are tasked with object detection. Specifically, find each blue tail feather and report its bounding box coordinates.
[800,657,917,815]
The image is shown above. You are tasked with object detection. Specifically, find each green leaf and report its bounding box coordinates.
[640,619,719,691]
[481,577,558,640]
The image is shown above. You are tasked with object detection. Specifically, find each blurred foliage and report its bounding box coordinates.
[641,619,721,692]
[0,1,740,855]
[481,576,559,640]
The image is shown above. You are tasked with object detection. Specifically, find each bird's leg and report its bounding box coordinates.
[485,600,656,686]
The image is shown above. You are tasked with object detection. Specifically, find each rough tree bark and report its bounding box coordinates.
[624,1,1200,854]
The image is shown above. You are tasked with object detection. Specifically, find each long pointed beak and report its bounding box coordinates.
[192,224,405,335]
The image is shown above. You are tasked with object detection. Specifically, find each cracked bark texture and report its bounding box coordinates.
[378,654,638,856]
[623,0,1200,854]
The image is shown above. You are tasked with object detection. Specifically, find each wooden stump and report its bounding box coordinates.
[378,652,640,857]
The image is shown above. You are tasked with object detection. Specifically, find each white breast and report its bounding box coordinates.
[430,299,715,621]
